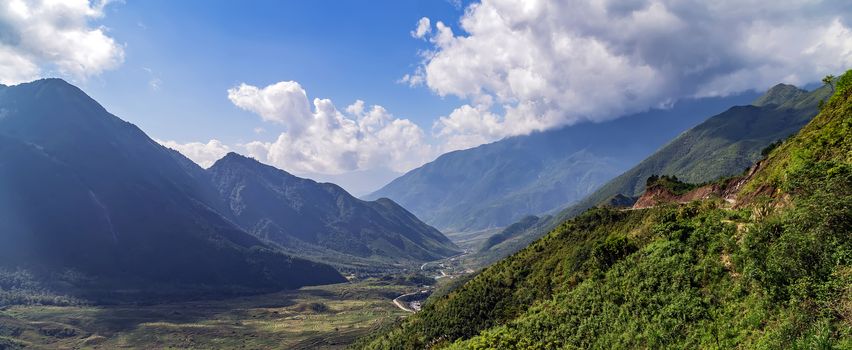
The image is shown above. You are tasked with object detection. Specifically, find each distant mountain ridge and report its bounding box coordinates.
[208,152,459,266]
[366,93,758,232]
[0,79,456,299]
[0,79,345,295]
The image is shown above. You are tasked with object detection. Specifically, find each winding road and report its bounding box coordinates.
[392,291,421,313]
[400,251,470,312]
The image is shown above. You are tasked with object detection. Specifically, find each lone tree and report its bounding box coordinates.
[823,74,836,93]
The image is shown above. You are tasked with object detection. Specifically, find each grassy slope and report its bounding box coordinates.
[575,83,829,208]
[478,216,541,253]
[357,74,852,349]
[474,83,830,270]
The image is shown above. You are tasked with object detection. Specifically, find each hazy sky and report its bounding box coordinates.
[1,0,851,194]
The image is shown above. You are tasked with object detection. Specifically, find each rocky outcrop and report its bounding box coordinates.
[632,159,777,209]
[632,183,722,209]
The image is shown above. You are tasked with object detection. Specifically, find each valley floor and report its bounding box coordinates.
[0,280,413,349]
[442,228,502,252]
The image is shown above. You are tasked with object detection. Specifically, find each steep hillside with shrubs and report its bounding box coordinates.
[475,82,830,269]
[356,72,852,349]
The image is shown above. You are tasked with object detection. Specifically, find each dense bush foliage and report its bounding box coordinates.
[355,71,852,349]
[645,174,699,195]
[446,162,850,349]
[761,139,785,156]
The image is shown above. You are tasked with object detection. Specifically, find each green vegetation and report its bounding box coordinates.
[0,280,413,350]
[375,273,434,287]
[365,94,753,233]
[824,74,836,95]
[355,71,852,349]
[444,228,503,252]
[478,216,541,253]
[645,174,699,195]
[761,139,785,157]
[567,82,830,217]
[598,194,636,208]
[474,81,830,271]
[462,215,549,268]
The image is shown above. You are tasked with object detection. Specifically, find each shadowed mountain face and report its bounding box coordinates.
[208,153,459,264]
[366,93,758,232]
[0,79,345,292]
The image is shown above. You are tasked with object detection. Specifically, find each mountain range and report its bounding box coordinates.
[355,70,852,350]
[208,152,458,268]
[0,79,456,297]
[365,93,757,232]
[473,82,830,266]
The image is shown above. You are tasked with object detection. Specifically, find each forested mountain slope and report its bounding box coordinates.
[561,83,830,217]
[366,94,756,232]
[356,72,852,349]
[476,83,829,267]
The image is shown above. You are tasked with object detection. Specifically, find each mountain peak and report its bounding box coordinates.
[207,156,460,264]
[32,77,72,85]
[0,79,347,292]
[213,152,260,166]
[0,78,105,120]
[223,151,252,160]
[210,152,304,181]
[21,78,78,93]
[752,83,807,107]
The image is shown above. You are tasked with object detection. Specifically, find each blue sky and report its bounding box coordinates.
[86,0,464,151]
[2,0,851,194]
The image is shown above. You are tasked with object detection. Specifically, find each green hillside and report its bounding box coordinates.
[355,72,852,349]
[475,83,830,267]
[560,83,830,219]
[365,95,756,233]
[478,216,540,253]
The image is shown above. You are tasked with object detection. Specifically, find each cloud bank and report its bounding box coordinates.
[414,0,852,145]
[161,0,852,179]
[0,0,124,84]
[157,139,231,168]
[227,81,435,175]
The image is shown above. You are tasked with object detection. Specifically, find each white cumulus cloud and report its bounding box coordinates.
[228,81,436,175]
[157,139,231,168]
[411,17,431,39]
[414,0,852,146]
[0,0,125,84]
[433,104,506,151]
